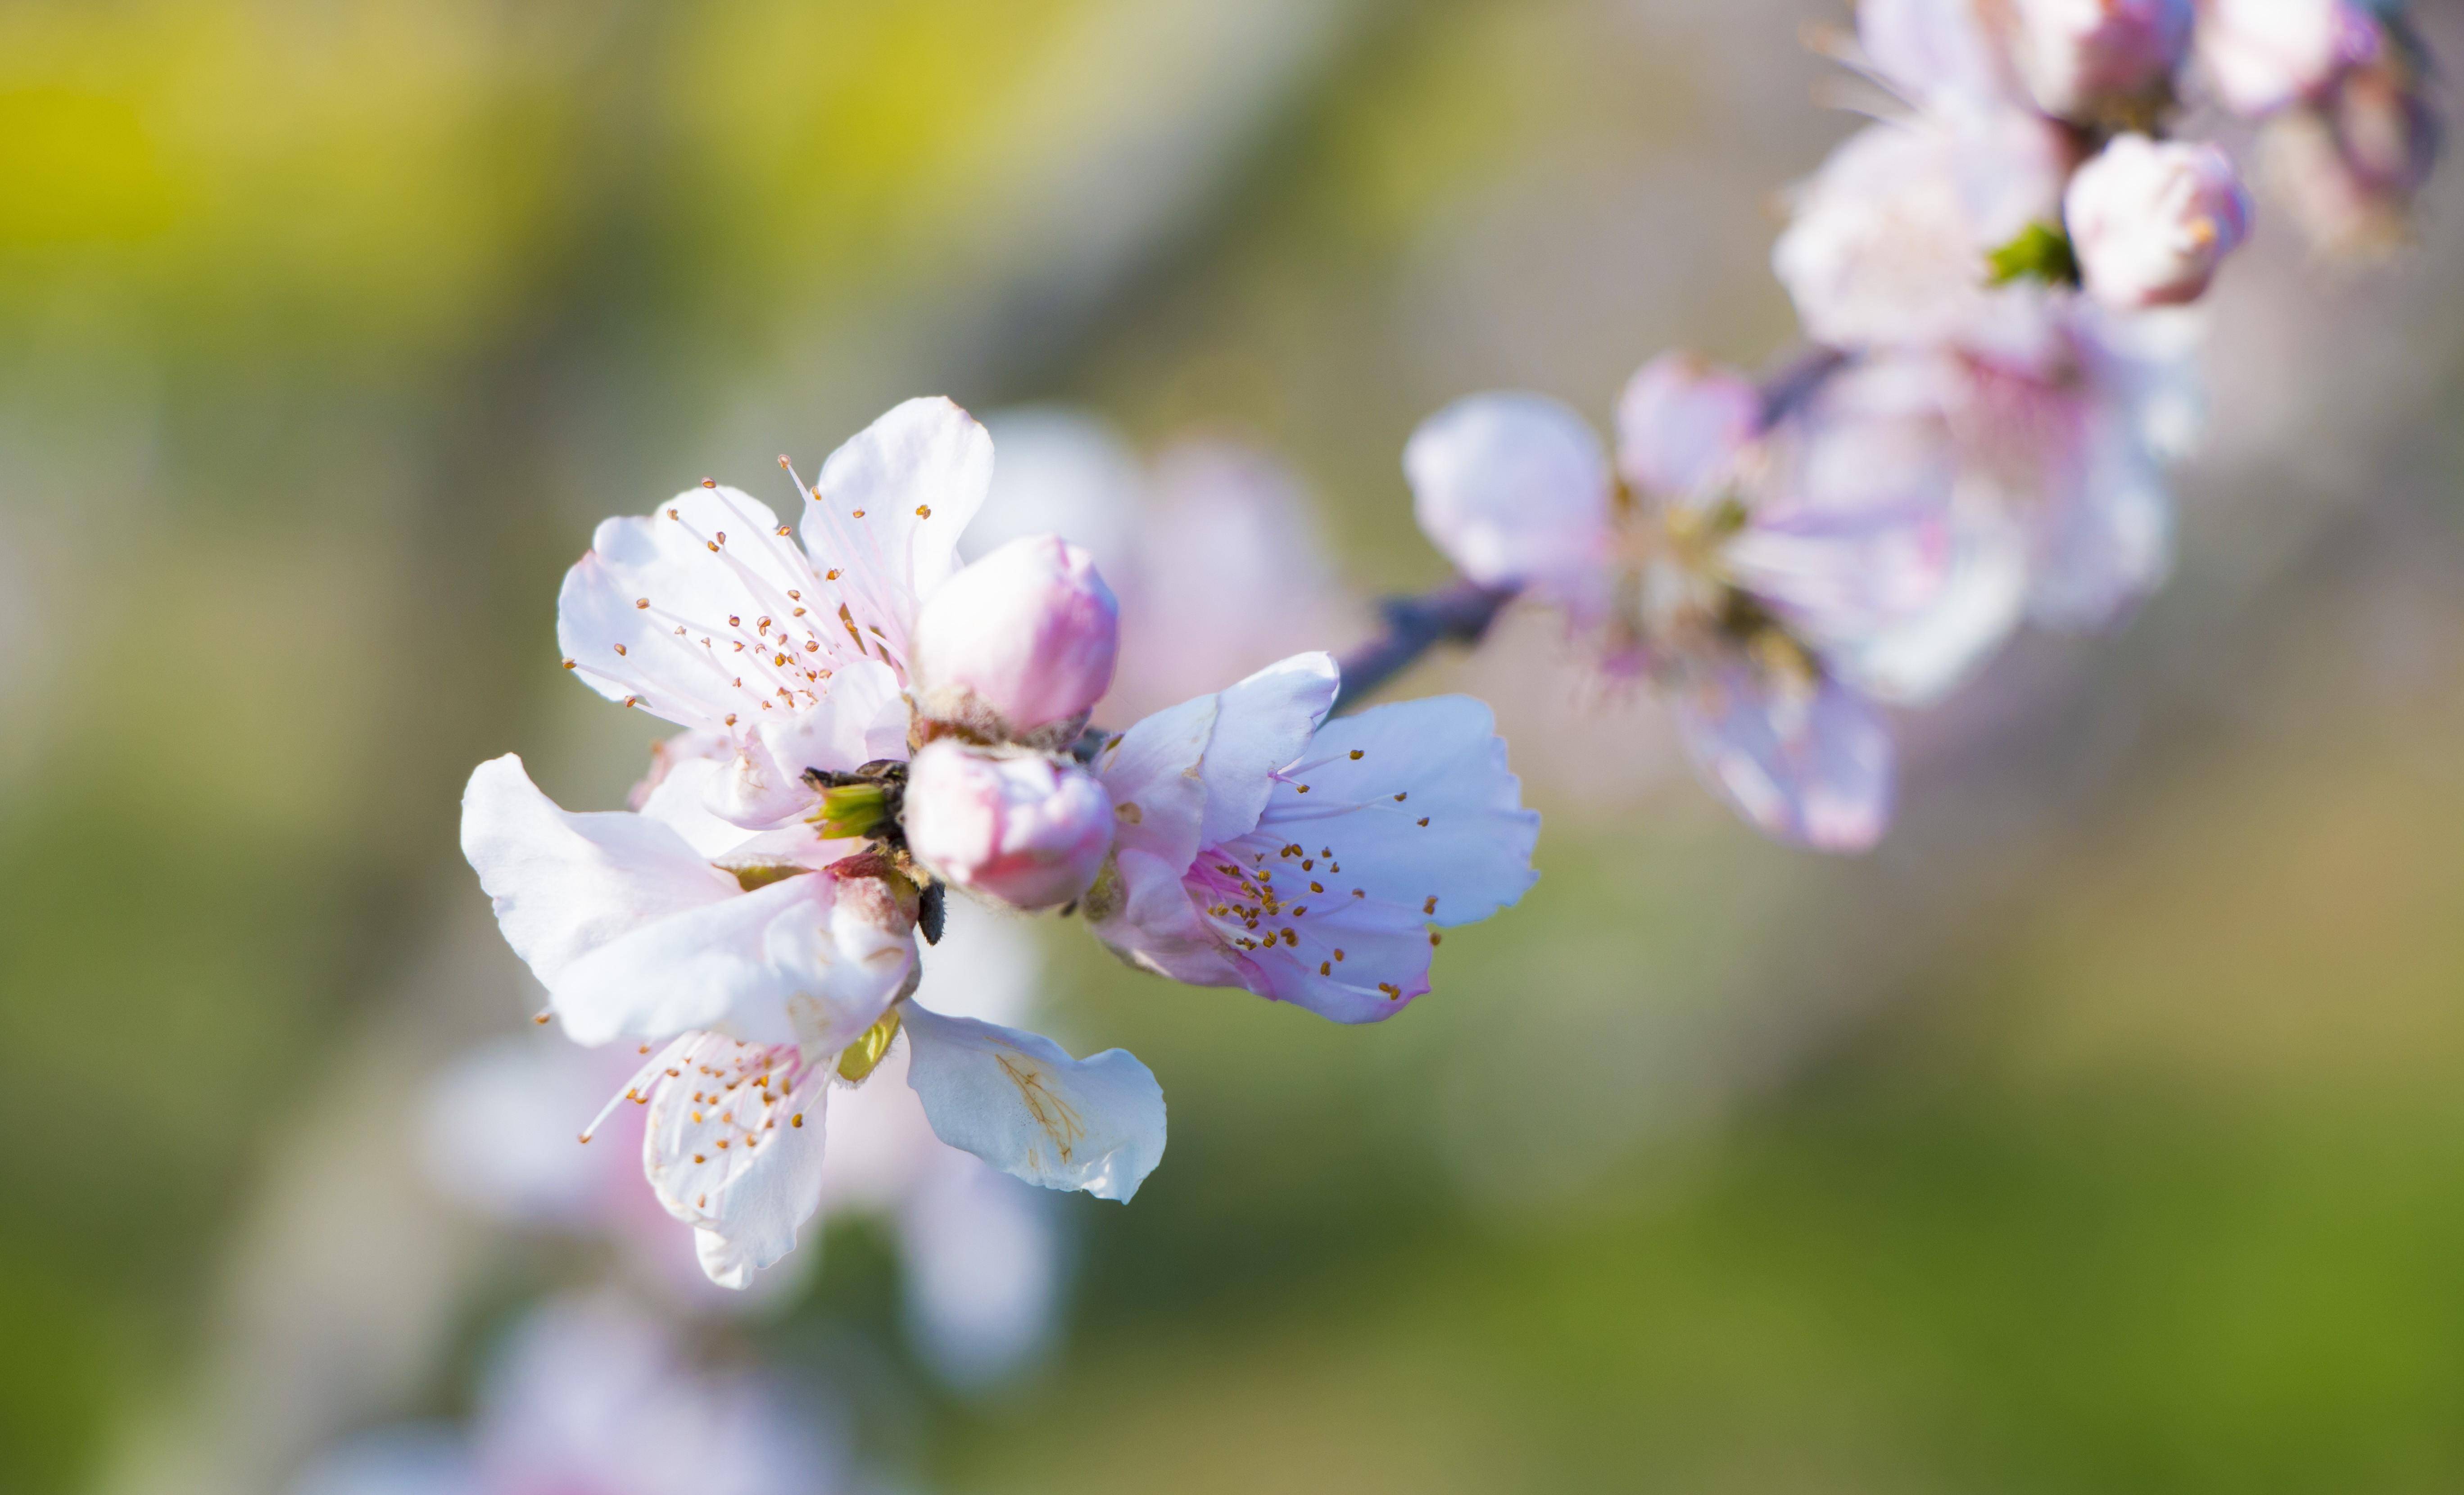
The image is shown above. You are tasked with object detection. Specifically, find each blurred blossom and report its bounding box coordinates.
[2195,0,2380,117]
[421,900,1067,1385]
[1403,354,1962,849]
[2008,0,2193,122]
[1773,105,2074,367]
[2263,35,2443,258]
[288,1296,854,1495]
[2066,134,2254,308]
[970,408,1361,722]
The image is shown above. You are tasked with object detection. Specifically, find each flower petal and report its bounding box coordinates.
[897,1163,1063,1390]
[1676,662,1895,853]
[1195,651,1340,849]
[1261,694,1540,929]
[1613,353,1762,500]
[1827,507,2028,705]
[1094,693,1217,873]
[557,485,836,731]
[804,396,996,669]
[1403,392,1613,600]
[901,1004,1165,1202]
[641,1036,830,1289]
[552,872,915,1051]
[461,754,739,994]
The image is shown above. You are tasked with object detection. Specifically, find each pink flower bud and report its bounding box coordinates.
[903,742,1113,910]
[912,535,1120,741]
[2065,134,2252,308]
[2196,0,2378,119]
[2011,0,2193,120]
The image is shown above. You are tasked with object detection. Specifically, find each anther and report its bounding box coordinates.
[1349,749,1364,760]
[700,478,716,489]
[915,505,931,518]
[634,598,649,610]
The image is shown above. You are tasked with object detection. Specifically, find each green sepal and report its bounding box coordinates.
[1985,221,2080,287]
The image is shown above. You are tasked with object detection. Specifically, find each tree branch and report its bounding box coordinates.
[1328,576,1520,715]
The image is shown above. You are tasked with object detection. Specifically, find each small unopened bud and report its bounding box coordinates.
[903,742,1112,911]
[2195,0,2378,120]
[2065,134,2252,308]
[2012,0,2193,121]
[911,535,1119,743]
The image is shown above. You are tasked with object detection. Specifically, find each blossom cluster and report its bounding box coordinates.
[1404,0,2437,851]
[460,398,1540,1289]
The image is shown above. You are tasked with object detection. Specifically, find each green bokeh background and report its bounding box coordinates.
[5,2,2464,1491]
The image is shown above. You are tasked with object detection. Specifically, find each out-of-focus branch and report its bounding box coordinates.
[1328,576,1520,715]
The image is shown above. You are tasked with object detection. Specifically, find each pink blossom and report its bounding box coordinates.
[2195,0,2379,118]
[910,533,1120,744]
[903,741,1113,910]
[2264,41,2443,258]
[2009,0,2193,120]
[2066,135,2253,307]
[1087,653,1539,1022]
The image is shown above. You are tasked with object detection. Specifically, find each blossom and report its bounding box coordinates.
[2008,0,2192,121]
[2263,36,2443,258]
[2195,0,2378,118]
[969,408,1360,721]
[902,741,1113,911]
[910,533,1119,745]
[1773,104,2074,367]
[287,1296,847,1495]
[462,752,1163,1288]
[1404,354,1970,849]
[463,397,1169,1290]
[421,899,1069,1384]
[2065,134,2253,307]
[1087,652,1539,1021]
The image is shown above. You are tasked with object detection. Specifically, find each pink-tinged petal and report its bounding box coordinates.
[1827,507,2029,706]
[1404,392,1613,599]
[639,1036,831,1289]
[901,1004,1165,1202]
[803,396,996,670]
[1614,353,1762,501]
[718,658,908,827]
[1774,110,2070,367]
[460,755,739,994]
[557,485,839,731]
[1858,0,2028,108]
[1676,663,1895,853]
[1090,846,1250,989]
[553,872,915,1051]
[1092,694,1217,874]
[1260,695,1540,929]
[2025,401,2175,629]
[1195,651,1340,849]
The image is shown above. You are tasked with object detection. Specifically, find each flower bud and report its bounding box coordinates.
[902,742,1112,911]
[2196,0,2378,120]
[911,535,1119,742]
[2065,134,2252,308]
[2011,0,2193,121]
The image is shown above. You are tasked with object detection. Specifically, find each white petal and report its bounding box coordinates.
[1094,693,1217,873]
[557,486,831,730]
[1403,392,1613,598]
[641,1037,831,1289]
[1676,663,1895,853]
[1613,354,1762,500]
[1264,694,1539,926]
[804,396,996,669]
[420,1038,620,1225]
[901,1004,1165,1202]
[553,872,914,1050]
[1829,507,2028,705]
[2025,401,2174,630]
[460,755,738,996]
[720,658,908,826]
[1196,651,1340,849]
